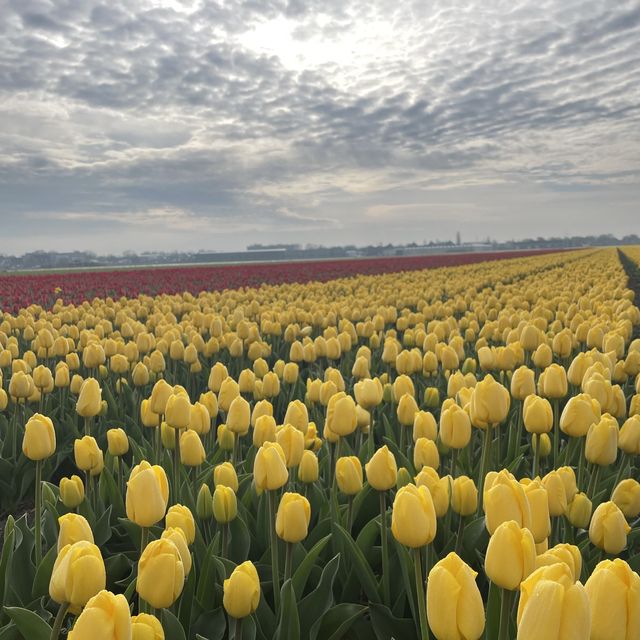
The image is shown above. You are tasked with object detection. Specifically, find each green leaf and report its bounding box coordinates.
[191,607,226,640]
[291,534,330,599]
[485,581,501,640]
[161,608,187,640]
[4,607,52,640]
[368,603,417,640]
[178,560,196,638]
[332,524,381,604]
[299,554,340,640]
[0,522,16,613]
[310,603,368,640]
[274,579,299,640]
[228,515,251,563]
[31,544,56,599]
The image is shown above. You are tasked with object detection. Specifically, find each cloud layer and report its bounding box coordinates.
[1,0,639,253]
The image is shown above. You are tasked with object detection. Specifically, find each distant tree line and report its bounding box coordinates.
[1,234,638,271]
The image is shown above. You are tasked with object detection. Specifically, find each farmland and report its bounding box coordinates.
[0,246,639,639]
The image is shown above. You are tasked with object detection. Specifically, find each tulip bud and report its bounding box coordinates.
[396,466,412,489]
[54,363,70,388]
[283,399,309,435]
[213,485,238,524]
[150,379,173,415]
[413,411,437,442]
[541,470,568,517]
[216,424,234,451]
[589,501,631,554]
[427,553,485,640]
[59,475,85,508]
[511,366,536,400]
[76,377,102,418]
[535,543,582,582]
[485,520,536,590]
[483,469,532,535]
[353,378,383,409]
[199,390,218,420]
[365,445,398,491]
[180,429,206,467]
[136,538,185,609]
[276,492,311,543]
[560,393,601,437]
[223,561,261,619]
[325,392,357,437]
[9,371,35,399]
[439,404,472,449]
[126,461,169,527]
[415,467,451,517]
[523,395,553,435]
[165,393,191,430]
[107,428,129,457]
[585,413,619,466]
[276,423,305,468]
[336,456,363,495]
[254,442,288,491]
[74,435,103,474]
[413,437,440,470]
[452,475,478,517]
[68,591,132,639]
[619,414,640,454]
[423,387,440,408]
[611,479,640,518]
[469,374,510,429]
[57,513,94,553]
[132,362,150,387]
[397,393,419,427]
[253,414,276,447]
[22,413,56,461]
[566,491,592,529]
[585,558,640,640]
[391,483,436,548]
[517,563,590,640]
[166,504,195,544]
[131,613,164,640]
[49,541,106,612]
[298,450,319,483]
[213,462,239,492]
[196,484,214,520]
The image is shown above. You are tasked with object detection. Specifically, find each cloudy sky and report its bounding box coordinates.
[1,0,639,254]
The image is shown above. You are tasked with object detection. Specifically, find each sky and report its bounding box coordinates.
[1,0,639,255]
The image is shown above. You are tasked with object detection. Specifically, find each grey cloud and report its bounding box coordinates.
[0,0,638,253]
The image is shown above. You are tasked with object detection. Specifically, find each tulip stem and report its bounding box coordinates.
[84,416,91,436]
[173,428,181,501]
[412,548,430,640]
[577,438,586,490]
[612,452,627,490]
[588,465,601,502]
[49,602,69,640]
[234,616,243,640]
[399,425,405,457]
[284,542,294,582]
[222,523,229,558]
[34,459,43,567]
[454,515,465,556]
[498,588,513,640]
[156,416,162,464]
[268,490,280,611]
[552,399,560,467]
[380,491,391,606]
[450,448,458,477]
[346,495,354,534]
[532,434,541,478]
[476,428,492,517]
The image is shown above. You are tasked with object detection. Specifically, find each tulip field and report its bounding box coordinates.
[1,246,640,640]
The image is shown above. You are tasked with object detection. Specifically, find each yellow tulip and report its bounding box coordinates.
[136,538,185,609]
[427,552,485,640]
[22,413,56,461]
[165,504,196,544]
[59,475,85,508]
[365,445,398,491]
[213,485,237,524]
[106,428,129,457]
[276,492,311,543]
[67,591,131,640]
[485,520,536,590]
[585,558,640,640]
[49,541,106,612]
[336,456,363,495]
[57,513,94,552]
[611,479,640,518]
[223,561,260,619]
[76,377,102,418]
[131,613,164,640]
[517,563,590,640]
[254,442,288,491]
[589,501,631,554]
[391,483,436,548]
[214,462,239,492]
[126,461,169,527]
